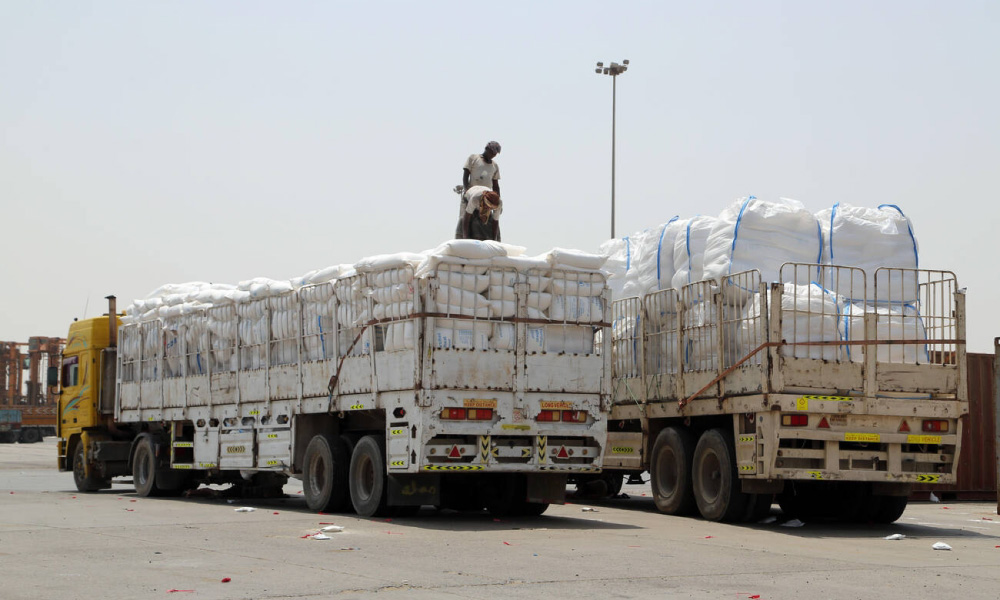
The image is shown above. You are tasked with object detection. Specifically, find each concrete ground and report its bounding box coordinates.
[1,438,998,600]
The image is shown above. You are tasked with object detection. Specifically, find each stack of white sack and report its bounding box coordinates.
[123,282,242,324]
[334,271,371,357]
[599,237,630,299]
[817,203,919,303]
[208,305,239,371]
[740,283,843,361]
[671,216,719,293]
[623,219,688,299]
[545,249,608,354]
[237,300,270,370]
[841,303,929,364]
[299,284,335,361]
[487,256,550,353]
[268,294,300,365]
[703,197,822,286]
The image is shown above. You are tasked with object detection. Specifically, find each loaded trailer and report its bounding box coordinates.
[57,258,611,516]
[601,264,967,522]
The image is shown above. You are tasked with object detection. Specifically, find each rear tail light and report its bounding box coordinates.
[561,410,588,423]
[536,410,561,422]
[440,408,467,420]
[466,408,494,421]
[922,419,948,433]
[781,414,808,427]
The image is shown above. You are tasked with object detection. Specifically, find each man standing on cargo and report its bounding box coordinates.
[461,187,502,241]
[455,141,501,238]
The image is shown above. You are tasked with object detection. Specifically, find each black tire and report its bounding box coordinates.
[514,501,549,517]
[132,436,189,497]
[872,495,908,524]
[20,428,41,444]
[692,428,747,522]
[349,435,391,517]
[650,427,697,515]
[133,436,164,497]
[303,434,351,512]
[73,442,109,492]
[574,472,624,499]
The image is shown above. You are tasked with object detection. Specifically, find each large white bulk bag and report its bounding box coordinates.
[841,303,928,364]
[671,216,718,291]
[817,203,919,303]
[702,197,822,284]
[769,284,843,360]
[543,325,594,354]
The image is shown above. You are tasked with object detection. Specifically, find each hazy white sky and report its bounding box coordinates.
[2,1,997,352]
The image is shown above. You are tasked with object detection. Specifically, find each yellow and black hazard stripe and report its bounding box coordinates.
[390,428,406,436]
[537,436,547,464]
[610,446,635,455]
[225,445,247,454]
[739,465,755,471]
[798,395,852,402]
[737,436,755,443]
[421,465,484,471]
[479,436,491,463]
[348,403,365,410]
[916,474,941,483]
[390,460,406,467]
[521,447,532,458]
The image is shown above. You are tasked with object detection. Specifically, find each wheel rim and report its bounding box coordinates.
[655,446,679,499]
[358,453,375,503]
[698,450,723,504]
[136,447,151,487]
[73,447,85,482]
[307,452,326,495]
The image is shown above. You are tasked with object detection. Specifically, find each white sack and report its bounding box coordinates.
[672,216,718,290]
[702,197,822,284]
[817,203,919,303]
[842,303,929,364]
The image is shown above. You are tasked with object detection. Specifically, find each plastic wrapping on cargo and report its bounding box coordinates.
[625,218,686,299]
[818,203,919,302]
[372,282,415,305]
[487,286,552,308]
[740,284,842,360]
[841,303,929,364]
[550,273,605,296]
[702,197,822,284]
[431,285,489,312]
[682,301,722,370]
[672,216,718,291]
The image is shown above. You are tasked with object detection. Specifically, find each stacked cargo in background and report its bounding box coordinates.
[602,198,928,367]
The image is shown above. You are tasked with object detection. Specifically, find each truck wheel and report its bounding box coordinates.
[349,435,391,517]
[692,428,747,522]
[132,435,188,497]
[303,434,351,512]
[743,493,774,522]
[20,428,41,444]
[872,495,908,523]
[650,427,697,515]
[73,442,110,492]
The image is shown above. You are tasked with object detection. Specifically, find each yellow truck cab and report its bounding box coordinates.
[57,304,123,491]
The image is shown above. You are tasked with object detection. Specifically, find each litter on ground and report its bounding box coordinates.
[781,519,805,528]
[884,534,906,540]
[932,542,952,551]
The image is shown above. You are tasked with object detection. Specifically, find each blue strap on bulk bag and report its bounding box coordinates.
[877,204,919,268]
[656,216,680,290]
[624,236,632,272]
[728,196,755,276]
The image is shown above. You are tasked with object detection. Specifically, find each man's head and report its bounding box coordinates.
[479,191,500,221]
[483,141,501,161]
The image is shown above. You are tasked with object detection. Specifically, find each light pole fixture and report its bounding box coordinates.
[595,59,629,239]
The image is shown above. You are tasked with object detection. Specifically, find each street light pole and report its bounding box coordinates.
[596,59,629,239]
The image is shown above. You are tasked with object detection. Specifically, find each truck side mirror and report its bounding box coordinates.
[47,366,59,387]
